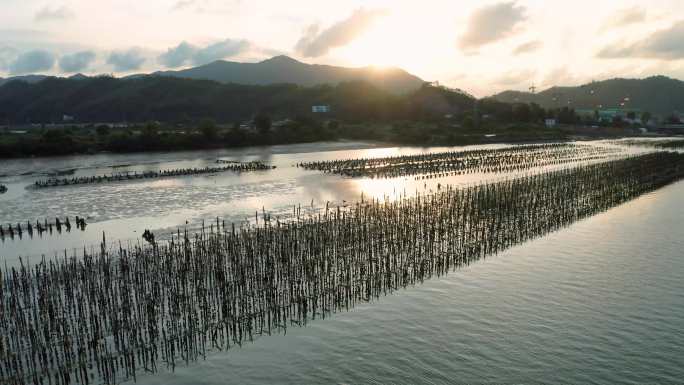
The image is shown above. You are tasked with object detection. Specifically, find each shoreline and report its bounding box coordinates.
[0,133,655,161]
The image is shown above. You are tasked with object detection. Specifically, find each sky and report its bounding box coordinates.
[2,0,684,96]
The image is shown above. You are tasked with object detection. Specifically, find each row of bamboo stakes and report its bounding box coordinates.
[1,218,88,242]
[1,152,684,385]
[33,162,274,189]
[610,139,684,149]
[297,143,623,179]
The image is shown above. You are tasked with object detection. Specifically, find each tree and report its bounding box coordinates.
[512,103,531,123]
[223,127,247,146]
[254,113,272,134]
[556,107,577,124]
[529,103,545,122]
[612,116,624,128]
[199,118,218,140]
[42,128,71,143]
[462,115,474,129]
[40,129,76,155]
[96,125,110,137]
[626,111,636,120]
[641,111,652,124]
[140,121,160,149]
[142,121,159,137]
[667,114,681,124]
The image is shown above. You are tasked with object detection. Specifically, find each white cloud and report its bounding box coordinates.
[107,48,146,71]
[600,7,646,31]
[158,39,251,68]
[598,20,684,60]
[8,50,55,74]
[35,5,74,21]
[295,8,388,58]
[172,0,196,11]
[495,69,537,86]
[193,39,251,65]
[158,41,197,67]
[512,40,542,55]
[59,50,96,72]
[0,46,19,70]
[459,2,527,52]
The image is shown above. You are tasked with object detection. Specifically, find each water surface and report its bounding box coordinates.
[1,140,682,384]
[136,180,684,384]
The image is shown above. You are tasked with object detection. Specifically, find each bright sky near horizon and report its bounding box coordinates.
[1,0,684,96]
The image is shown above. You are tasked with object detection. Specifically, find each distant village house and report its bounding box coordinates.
[312,105,331,113]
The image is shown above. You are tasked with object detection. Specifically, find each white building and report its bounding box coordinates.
[312,105,331,113]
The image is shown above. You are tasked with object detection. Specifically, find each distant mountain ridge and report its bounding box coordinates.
[0,73,92,86]
[491,76,684,116]
[148,55,425,94]
[0,55,425,94]
[0,74,49,87]
[0,74,473,125]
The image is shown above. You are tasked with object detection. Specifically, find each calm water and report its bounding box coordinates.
[1,139,682,384]
[138,179,684,385]
[0,140,552,262]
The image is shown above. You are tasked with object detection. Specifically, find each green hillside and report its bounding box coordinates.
[492,76,684,116]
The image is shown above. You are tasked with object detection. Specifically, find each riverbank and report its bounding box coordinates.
[0,121,644,160]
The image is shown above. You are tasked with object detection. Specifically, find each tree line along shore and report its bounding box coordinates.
[0,81,656,159]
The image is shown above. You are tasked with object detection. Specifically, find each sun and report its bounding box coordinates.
[336,16,416,69]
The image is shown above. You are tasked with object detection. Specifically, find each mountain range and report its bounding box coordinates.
[147,55,425,94]
[0,56,425,94]
[0,72,477,125]
[0,74,51,87]
[491,76,684,116]
[3,57,684,118]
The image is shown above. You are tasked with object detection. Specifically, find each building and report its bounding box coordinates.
[272,119,293,129]
[312,105,331,113]
[576,108,642,123]
[545,118,557,128]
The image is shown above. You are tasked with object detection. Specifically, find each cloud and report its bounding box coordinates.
[459,1,527,52]
[598,20,684,60]
[172,0,196,11]
[193,39,250,65]
[158,41,197,67]
[0,29,83,55]
[35,5,74,21]
[107,48,146,71]
[59,51,96,72]
[170,0,236,14]
[295,8,388,57]
[601,7,646,31]
[512,40,542,55]
[494,69,536,86]
[0,47,19,70]
[158,39,251,67]
[8,50,55,74]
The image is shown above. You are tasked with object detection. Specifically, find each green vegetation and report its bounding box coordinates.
[0,76,642,158]
[492,75,684,117]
